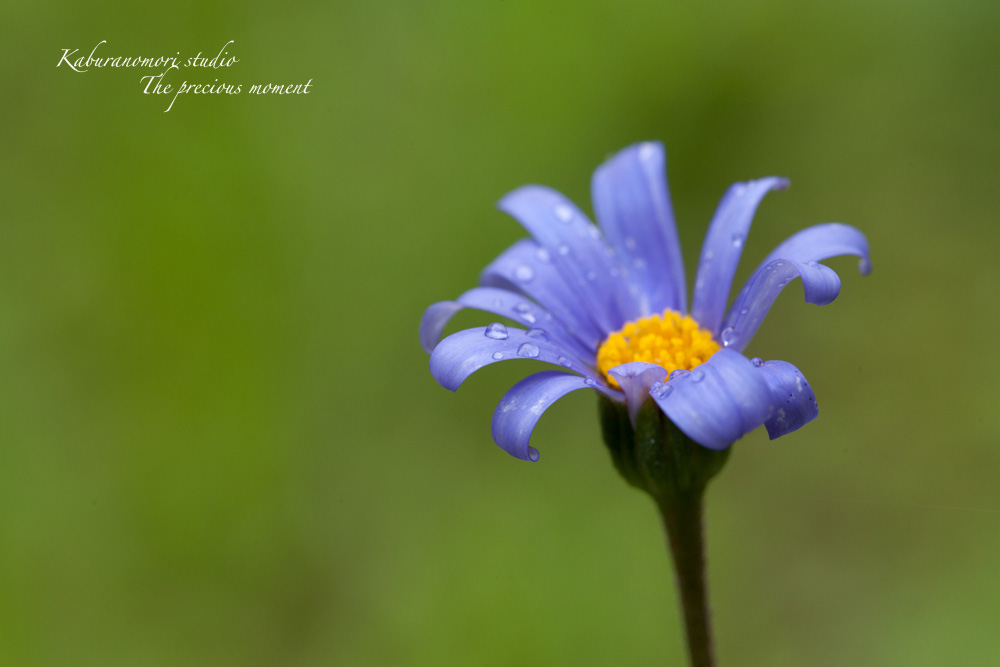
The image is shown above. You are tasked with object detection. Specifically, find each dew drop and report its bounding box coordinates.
[584,378,597,387]
[731,233,744,248]
[554,204,573,222]
[669,369,690,381]
[557,356,572,368]
[775,261,784,267]
[514,265,534,282]
[492,352,504,360]
[650,382,672,400]
[557,244,570,256]
[740,308,749,315]
[514,302,532,314]
[720,327,734,346]
[807,260,818,267]
[517,343,540,359]
[751,357,764,367]
[484,322,508,340]
[691,370,705,382]
[535,247,551,263]
[526,328,549,342]
[522,313,536,324]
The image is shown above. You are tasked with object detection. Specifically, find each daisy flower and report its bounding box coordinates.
[421,142,870,462]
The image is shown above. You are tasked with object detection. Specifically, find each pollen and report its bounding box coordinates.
[596,310,721,390]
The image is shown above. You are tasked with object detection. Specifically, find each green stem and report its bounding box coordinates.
[657,490,715,667]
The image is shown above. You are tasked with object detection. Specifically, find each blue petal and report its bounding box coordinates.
[691,177,789,337]
[480,239,603,353]
[429,326,607,392]
[607,362,667,426]
[491,371,599,461]
[721,222,870,352]
[498,186,632,335]
[591,142,686,316]
[418,286,591,360]
[756,359,818,439]
[720,259,841,352]
[651,349,771,450]
[758,222,872,276]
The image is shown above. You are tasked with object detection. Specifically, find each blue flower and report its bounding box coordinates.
[421,142,870,461]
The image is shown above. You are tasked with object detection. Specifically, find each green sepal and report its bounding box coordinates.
[598,395,731,503]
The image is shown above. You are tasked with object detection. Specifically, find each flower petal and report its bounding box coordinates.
[721,259,841,352]
[691,177,789,336]
[418,286,591,361]
[651,349,771,450]
[759,222,872,276]
[756,359,818,439]
[498,186,632,335]
[591,141,686,316]
[491,371,600,461]
[721,222,871,351]
[479,238,603,353]
[607,362,668,427]
[428,326,606,391]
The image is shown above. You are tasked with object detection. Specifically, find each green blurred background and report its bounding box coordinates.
[3,1,999,664]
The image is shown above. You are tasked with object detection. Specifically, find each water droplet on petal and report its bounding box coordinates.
[584,378,597,387]
[522,313,536,324]
[554,204,573,222]
[557,244,570,256]
[740,308,749,315]
[484,322,508,340]
[651,381,672,400]
[751,357,764,367]
[517,343,540,359]
[557,356,572,368]
[492,352,504,360]
[526,328,549,342]
[514,302,531,314]
[775,261,784,267]
[691,370,705,382]
[515,265,534,282]
[669,369,689,381]
[731,233,744,248]
[720,327,734,346]
[535,247,551,263]
[807,260,818,267]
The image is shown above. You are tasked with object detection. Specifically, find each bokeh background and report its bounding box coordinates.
[4,1,999,665]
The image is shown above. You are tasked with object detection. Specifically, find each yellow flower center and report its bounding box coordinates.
[596,310,721,390]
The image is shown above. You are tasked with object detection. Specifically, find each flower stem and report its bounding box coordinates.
[657,490,715,667]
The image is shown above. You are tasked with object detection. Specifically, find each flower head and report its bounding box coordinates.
[421,142,870,461]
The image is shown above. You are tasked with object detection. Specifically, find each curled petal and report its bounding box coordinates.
[759,222,872,276]
[418,286,591,360]
[499,186,632,335]
[691,177,789,337]
[491,371,601,461]
[651,349,771,450]
[722,259,841,352]
[429,326,605,391]
[607,362,668,426]
[480,239,603,353]
[757,359,818,439]
[721,222,871,350]
[591,141,686,316]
